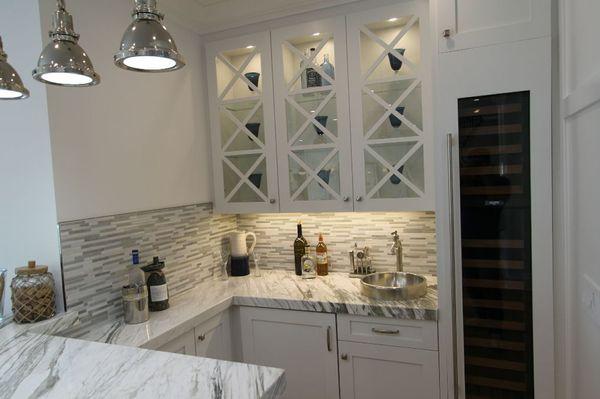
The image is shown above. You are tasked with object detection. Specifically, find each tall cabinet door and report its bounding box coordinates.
[239,307,340,399]
[271,17,354,212]
[437,0,550,53]
[206,32,279,213]
[437,38,553,399]
[347,1,434,212]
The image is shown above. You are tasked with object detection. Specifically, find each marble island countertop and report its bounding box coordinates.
[73,270,438,350]
[0,312,285,399]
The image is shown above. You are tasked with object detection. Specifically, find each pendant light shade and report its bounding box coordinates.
[0,37,29,100]
[114,0,185,73]
[33,0,100,87]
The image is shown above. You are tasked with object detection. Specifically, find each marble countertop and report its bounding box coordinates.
[0,312,285,399]
[73,270,438,350]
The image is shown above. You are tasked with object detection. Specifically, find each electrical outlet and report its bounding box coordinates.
[581,274,600,328]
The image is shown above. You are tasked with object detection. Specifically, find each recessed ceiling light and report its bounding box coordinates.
[312,32,320,37]
[387,17,399,22]
[246,45,255,49]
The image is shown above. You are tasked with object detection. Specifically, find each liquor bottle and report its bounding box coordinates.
[128,249,145,287]
[294,221,308,275]
[316,233,329,276]
[320,54,334,86]
[306,48,322,88]
[301,245,316,279]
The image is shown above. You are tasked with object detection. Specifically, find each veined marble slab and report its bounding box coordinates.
[0,331,285,399]
[71,270,438,350]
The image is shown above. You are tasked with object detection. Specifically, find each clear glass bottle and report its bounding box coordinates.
[301,245,316,279]
[300,48,309,89]
[306,48,322,88]
[320,54,335,86]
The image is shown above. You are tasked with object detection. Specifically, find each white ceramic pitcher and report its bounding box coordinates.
[229,231,257,257]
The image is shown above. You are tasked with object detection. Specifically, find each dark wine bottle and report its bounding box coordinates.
[294,221,308,275]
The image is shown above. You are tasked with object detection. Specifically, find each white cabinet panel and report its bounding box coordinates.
[271,17,354,212]
[347,1,434,212]
[194,311,233,361]
[206,32,279,213]
[240,307,339,399]
[338,314,437,350]
[157,329,196,355]
[437,0,550,52]
[338,341,439,399]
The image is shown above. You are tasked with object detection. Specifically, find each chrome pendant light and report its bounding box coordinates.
[33,0,100,87]
[0,36,29,100]
[114,0,185,72]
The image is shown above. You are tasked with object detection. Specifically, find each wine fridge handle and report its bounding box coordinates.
[447,133,459,399]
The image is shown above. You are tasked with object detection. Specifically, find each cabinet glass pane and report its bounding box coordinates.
[214,42,270,206]
[279,29,343,204]
[357,13,425,203]
[216,47,262,101]
[458,92,534,398]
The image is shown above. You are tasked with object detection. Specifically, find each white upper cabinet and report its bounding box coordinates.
[271,17,354,212]
[437,0,551,52]
[347,1,434,212]
[206,32,279,213]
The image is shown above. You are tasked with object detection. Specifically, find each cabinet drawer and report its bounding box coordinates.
[338,314,437,350]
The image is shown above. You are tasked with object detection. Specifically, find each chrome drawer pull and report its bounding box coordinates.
[371,327,400,335]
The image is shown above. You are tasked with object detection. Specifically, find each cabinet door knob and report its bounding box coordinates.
[198,334,206,341]
[355,196,363,202]
[269,198,276,204]
[442,28,451,38]
[342,196,349,202]
[341,353,348,360]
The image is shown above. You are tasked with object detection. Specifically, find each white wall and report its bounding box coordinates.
[39,0,212,222]
[557,0,600,398]
[0,1,64,314]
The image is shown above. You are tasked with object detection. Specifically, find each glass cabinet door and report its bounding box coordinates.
[347,2,433,212]
[206,32,279,213]
[271,17,354,212]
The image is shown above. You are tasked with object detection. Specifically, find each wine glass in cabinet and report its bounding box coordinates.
[271,17,354,212]
[206,32,279,213]
[347,2,434,212]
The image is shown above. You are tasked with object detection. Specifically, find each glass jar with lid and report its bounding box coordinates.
[11,260,56,323]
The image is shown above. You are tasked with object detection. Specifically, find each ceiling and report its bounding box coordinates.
[162,0,357,35]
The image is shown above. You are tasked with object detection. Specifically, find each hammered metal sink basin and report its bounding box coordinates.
[360,272,428,300]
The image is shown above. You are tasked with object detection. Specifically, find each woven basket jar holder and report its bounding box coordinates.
[11,261,56,323]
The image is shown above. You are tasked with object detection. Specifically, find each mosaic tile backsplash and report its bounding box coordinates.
[59,203,237,330]
[238,212,437,274]
[59,203,436,331]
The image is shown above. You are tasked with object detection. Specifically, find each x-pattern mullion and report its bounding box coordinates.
[283,36,334,91]
[221,101,265,151]
[289,148,340,200]
[287,90,337,145]
[363,78,423,140]
[223,153,268,202]
[360,15,419,84]
[217,49,261,101]
[365,142,424,198]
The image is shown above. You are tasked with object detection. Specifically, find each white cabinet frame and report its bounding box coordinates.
[271,17,354,212]
[206,32,280,213]
[347,1,434,212]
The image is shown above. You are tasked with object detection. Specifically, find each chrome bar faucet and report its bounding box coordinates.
[389,231,403,272]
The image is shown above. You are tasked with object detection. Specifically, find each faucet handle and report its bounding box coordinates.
[391,231,399,240]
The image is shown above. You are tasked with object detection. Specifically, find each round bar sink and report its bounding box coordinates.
[360,272,428,300]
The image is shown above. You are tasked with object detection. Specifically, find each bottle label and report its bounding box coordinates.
[150,284,169,302]
[316,253,328,264]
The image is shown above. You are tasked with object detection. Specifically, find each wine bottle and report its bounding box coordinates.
[316,233,329,276]
[294,221,308,275]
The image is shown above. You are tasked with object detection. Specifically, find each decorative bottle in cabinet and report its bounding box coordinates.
[320,54,334,86]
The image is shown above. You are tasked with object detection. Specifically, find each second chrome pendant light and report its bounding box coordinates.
[114,0,185,72]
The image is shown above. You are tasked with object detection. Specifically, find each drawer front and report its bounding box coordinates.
[338,314,437,350]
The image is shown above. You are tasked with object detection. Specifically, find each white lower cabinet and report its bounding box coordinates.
[239,307,340,399]
[157,310,233,361]
[338,341,439,399]
[157,329,196,355]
